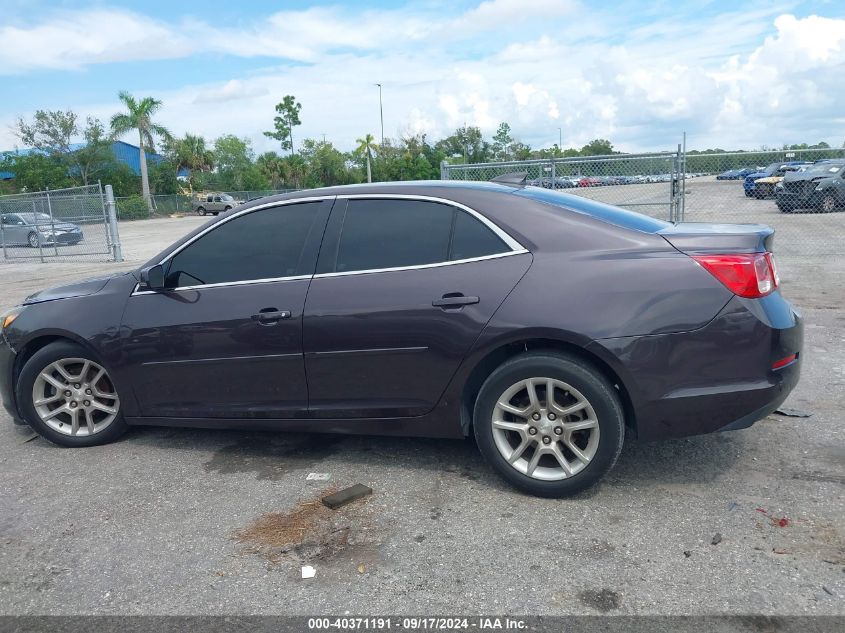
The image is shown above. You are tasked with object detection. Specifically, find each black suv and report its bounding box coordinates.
[776,160,845,213]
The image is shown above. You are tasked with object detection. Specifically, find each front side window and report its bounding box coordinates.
[165,202,320,287]
[333,199,511,273]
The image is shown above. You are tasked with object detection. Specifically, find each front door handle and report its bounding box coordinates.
[252,308,291,324]
[432,293,479,309]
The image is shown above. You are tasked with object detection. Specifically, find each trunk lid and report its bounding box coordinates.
[658,223,774,254]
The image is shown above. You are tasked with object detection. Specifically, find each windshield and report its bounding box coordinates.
[517,186,670,233]
[18,213,55,223]
[221,194,234,201]
[803,163,844,175]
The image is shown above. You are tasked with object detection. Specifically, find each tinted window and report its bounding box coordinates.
[166,203,319,287]
[450,211,508,260]
[335,200,453,272]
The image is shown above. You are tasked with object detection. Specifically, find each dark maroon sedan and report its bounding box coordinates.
[0,182,802,496]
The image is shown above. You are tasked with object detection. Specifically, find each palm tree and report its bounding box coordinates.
[171,134,214,182]
[110,91,171,211]
[355,134,378,183]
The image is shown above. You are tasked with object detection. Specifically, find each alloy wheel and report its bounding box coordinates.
[491,377,599,481]
[822,196,836,213]
[31,358,120,437]
[28,232,39,248]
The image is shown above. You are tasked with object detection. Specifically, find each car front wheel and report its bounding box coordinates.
[27,232,40,248]
[197,207,206,216]
[473,351,625,497]
[16,341,127,447]
[820,194,837,213]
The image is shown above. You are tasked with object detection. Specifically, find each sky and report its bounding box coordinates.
[1,0,844,155]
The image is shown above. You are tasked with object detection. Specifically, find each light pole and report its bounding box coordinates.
[558,127,562,153]
[375,83,384,145]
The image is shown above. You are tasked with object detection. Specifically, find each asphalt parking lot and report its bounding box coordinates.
[0,187,843,616]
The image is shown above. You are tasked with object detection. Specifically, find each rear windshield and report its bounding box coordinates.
[514,187,670,233]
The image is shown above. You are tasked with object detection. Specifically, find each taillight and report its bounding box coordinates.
[692,252,779,298]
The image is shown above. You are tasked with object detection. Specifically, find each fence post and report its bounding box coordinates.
[440,160,449,181]
[104,185,124,262]
[550,158,556,187]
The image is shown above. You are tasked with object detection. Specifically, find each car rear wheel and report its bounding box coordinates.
[820,194,837,213]
[16,341,127,447]
[473,352,625,497]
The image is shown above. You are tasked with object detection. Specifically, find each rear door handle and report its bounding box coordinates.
[252,308,291,324]
[432,293,479,309]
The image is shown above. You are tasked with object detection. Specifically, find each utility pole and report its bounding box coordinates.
[558,128,562,153]
[375,83,384,145]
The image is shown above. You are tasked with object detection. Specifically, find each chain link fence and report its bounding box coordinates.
[0,183,120,263]
[442,146,845,257]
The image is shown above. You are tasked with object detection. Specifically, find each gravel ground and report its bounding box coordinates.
[0,197,843,616]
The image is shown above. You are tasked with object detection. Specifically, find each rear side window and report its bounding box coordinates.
[333,199,511,273]
[450,209,508,261]
[165,202,320,287]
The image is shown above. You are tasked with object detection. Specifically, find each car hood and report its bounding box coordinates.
[745,172,767,180]
[23,272,129,305]
[783,172,836,184]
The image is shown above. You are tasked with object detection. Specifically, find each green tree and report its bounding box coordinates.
[14,110,113,185]
[579,139,615,156]
[110,91,171,211]
[436,126,491,163]
[212,135,269,192]
[355,134,378,183]
[264,95,302,155]
[166,133,214,184]
[0,152,73,192]
[256,152,287,189]
[491,122,513,161]
[300,139,355,187]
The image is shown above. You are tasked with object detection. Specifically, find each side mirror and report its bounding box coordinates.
[139,264,166,291]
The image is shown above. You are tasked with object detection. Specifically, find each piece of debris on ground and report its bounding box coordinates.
[756,508,791,528]
[322,484,373,509]
[306,473,331,481]
[301,565,316,579]
[773,407,813,418]
[711,533,723,545]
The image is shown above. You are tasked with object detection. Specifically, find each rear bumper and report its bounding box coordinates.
[590,293,803,440]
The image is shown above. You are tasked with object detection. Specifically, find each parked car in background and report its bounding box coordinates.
[1,181,801,497]
[716,168,755,180]
[191,193,242,216]
[743,162,808,198]
[750,163,811,199]
[0,213,83,247]
[578,176,602,187]
[776,160,845,213]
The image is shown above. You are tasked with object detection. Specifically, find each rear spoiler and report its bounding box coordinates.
[659,223,774,254]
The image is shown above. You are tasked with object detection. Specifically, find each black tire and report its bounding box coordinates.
[744,190,753,197]
[224,205,232,211]
[197,207,206,216]
[473,351,625,497]
[15,341,128,447]
[777,203,793,213]
[27,232,39,248]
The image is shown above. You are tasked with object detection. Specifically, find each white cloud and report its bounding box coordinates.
[0,4,843,154]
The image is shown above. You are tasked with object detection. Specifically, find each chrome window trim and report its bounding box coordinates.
[312,249,529,279]
[131,192,529,294]
[131,274,312,296]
